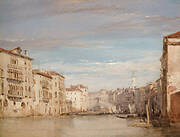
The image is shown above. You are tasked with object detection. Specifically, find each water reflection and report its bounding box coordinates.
[0,115,180,137]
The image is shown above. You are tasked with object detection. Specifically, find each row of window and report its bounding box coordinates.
[25,86,31,92]
[8,84,23,91]
[8,84,23,96]
[8,71,23,81]
[40,80,49,87]
[10,58,31,67]
[39,90,60,100]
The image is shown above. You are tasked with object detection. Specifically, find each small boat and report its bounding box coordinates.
[116,114,128,118]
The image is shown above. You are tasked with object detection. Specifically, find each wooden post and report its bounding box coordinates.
[146,99,150,125]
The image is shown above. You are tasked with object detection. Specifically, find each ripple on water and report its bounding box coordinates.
[0,116,180,137]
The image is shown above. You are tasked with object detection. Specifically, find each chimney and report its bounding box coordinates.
[24,50,29,56]
[11,47,22,54]
[17,47,22,54]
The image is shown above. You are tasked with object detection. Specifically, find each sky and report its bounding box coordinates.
[0,0,180,91]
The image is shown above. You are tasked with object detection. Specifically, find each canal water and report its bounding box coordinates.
[0,115,180,137]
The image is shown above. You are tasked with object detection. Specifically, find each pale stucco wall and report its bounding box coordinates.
[167,38,180,115]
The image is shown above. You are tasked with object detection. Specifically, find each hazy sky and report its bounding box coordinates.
[0,0,180,91]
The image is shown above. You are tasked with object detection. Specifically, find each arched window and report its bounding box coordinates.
[4,99,8,107]
[21,102,25,109]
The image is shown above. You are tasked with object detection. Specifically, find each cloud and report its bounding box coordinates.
[0,38,102,50]
[1,0,180,49]
[0,0,127,24]
[35,49,161,91]
[93,15,180,38]
[0,0,179,91]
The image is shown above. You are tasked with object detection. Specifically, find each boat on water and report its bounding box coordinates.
[116,114,137,118]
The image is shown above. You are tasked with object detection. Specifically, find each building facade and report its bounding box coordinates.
[47,71,68,115]
[0,47,33,117]
[0,47,69,117]
[66,84,88,113]
[88,89,116,113]
[32,70,69,116]
[135,80,163,121]
[32,70,53,116]
[161,31,180,122]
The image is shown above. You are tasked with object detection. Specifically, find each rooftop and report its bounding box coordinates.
[165,31,180,38]
[66,84,88,92]
[48,71,65,79]
[66,88,82,92]
[33,69,52,79]
[0,47,33,60]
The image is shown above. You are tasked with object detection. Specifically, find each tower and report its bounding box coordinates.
[131,72,136,92]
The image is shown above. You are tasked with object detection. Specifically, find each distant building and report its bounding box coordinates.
[66,84,88,112]
[116,88,135,114]
[88,89,116,113]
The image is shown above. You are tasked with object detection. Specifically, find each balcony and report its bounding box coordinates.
[7,64,23,71]
[8,89,23,96]
[7,77,23,83]
[7,94,23,98]
[7,91,23,101]
[7,68,23,83]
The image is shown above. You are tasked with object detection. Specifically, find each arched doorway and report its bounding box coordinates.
[4,99,8,107]
[21,102,26,109]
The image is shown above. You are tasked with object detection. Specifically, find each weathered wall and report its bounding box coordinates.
[167,44,180,121]
[0,49,34,117]
[170,92,180,122]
